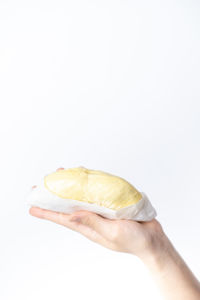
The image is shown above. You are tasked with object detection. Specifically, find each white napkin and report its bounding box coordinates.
[27,179,157,221]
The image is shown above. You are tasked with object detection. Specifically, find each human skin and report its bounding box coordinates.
[29,169,200,300]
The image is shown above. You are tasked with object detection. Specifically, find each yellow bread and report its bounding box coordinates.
[44,167,142,210]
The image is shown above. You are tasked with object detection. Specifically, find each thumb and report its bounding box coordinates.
[70,211,112,237]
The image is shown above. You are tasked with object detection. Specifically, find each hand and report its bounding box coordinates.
[29,206,163,259]
[29,167,200,300]
[30,167,164,258]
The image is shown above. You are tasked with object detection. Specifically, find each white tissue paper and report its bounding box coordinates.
[27,179,157,222]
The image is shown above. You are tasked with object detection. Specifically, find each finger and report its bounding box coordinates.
[29,207,115,240]
[56,167,64,171]
[32,185,37,189]
[29,207,102,235]
[69,210,115,239]
[68,212,119,251]
[29,207,110,246]
[29,207,71,224]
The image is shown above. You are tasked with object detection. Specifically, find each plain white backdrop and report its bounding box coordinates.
[0,0,200,299]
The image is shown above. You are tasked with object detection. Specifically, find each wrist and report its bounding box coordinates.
[141,233,174,272]
[137,224,200,300]
[129,219,200,300]
[136,221,174,272]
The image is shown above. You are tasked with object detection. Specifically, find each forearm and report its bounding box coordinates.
[139,231,200,300]
[30,206,200,299]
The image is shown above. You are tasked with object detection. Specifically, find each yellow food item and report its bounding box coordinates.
[44,167,142,210]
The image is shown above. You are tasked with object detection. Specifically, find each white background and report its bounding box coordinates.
[0,0,200,299]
